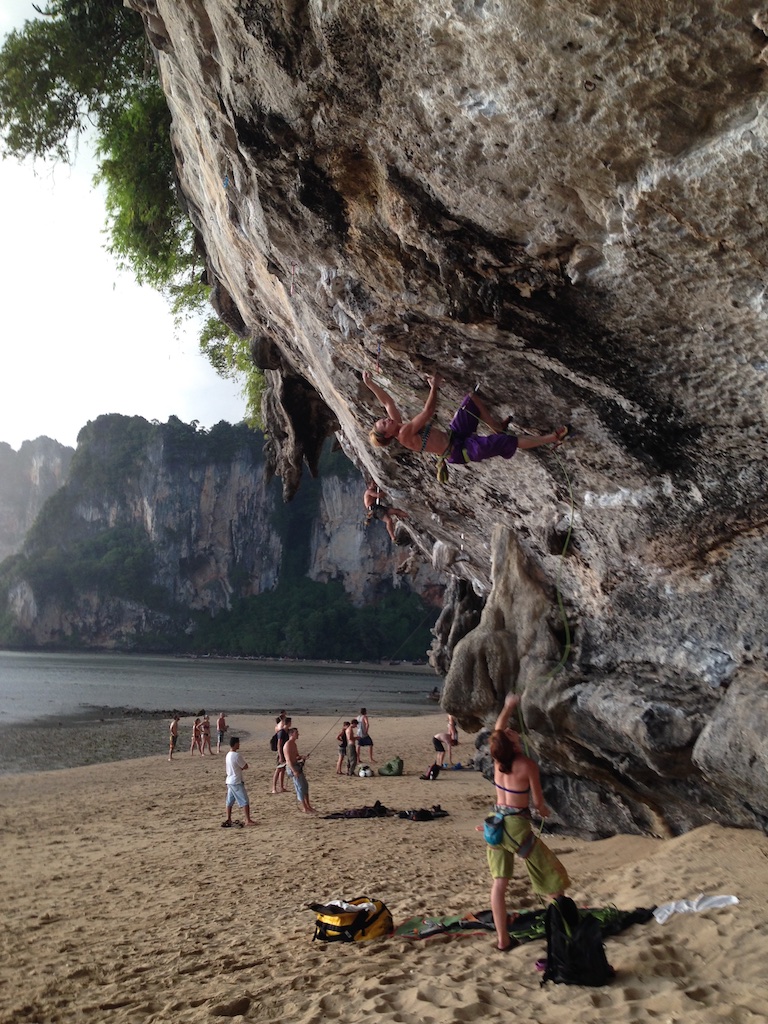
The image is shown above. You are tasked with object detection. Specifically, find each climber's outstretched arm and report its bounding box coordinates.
[405,374,443,437]
[362,370,402,424]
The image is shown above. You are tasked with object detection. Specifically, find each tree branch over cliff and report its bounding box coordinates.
[0,0,263,425]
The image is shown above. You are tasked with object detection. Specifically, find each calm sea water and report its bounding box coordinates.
[0,650,438,725]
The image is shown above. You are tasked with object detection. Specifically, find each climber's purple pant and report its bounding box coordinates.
[445,395,518,465]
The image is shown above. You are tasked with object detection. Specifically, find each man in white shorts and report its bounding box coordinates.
[224,737,256,827]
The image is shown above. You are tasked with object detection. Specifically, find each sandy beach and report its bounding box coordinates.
[1,712,766,1024]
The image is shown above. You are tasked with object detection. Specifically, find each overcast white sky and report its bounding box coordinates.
[0,1,245,452]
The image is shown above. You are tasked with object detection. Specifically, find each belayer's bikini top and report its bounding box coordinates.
[496,780,531,795]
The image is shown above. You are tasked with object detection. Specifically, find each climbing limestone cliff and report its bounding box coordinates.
[126,0,768,835]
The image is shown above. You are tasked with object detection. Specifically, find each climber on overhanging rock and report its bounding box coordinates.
[363,370,572,482]
[363,480,408,543]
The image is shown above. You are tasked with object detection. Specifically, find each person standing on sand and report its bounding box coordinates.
[447,714,459,764]
[345,719,359,775]
[336,722,350,775]
[190,717,203,756]
[168,715,180,761]
[274,711,287,742]
[271,716,291,794]
[223,736,256,827]
[200,715,213,755]
[216,712,227,754]
[357,708,375,763]
[486,693,569,952]
[283,727,316,813]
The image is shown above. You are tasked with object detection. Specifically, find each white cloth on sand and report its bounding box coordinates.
[653,892,739,924]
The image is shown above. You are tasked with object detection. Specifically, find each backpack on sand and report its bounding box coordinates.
[541,896,615,987]
[420,763,441,780]
[378,755,404,777]
[309,897,393,943]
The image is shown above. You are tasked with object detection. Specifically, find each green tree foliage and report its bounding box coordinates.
[188,581,436,661]
[28,525,163,605]
[65,414,155,500]
[96,84,194,288]
[158,415,264,463]
[0,1,262,422]
[0,1,147,161]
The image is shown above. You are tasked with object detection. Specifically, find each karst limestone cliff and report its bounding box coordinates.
[0,438,73,563]
[2,415,437,651]
[127,0,768,835]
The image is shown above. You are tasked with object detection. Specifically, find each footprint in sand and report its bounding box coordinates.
[211,995,252,1017]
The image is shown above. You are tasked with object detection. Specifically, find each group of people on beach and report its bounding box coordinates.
[335,709,375,775]
[168,711,228,761]
[222,710,319,823]
[269,711,318,813]
[173,693,569,949]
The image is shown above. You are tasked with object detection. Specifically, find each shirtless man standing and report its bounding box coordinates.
[357,708,375,763]
[216,712,227,754]
[168,715,179,761]
[283,727,316,814]
[345,719,359,776]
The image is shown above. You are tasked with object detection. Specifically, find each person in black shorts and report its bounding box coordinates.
[432,730,455,767]
[357,708,375,763]
[271,716,291,793]
[336,721,350,775]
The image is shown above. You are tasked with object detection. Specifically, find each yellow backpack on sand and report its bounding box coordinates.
[309,896,393,942]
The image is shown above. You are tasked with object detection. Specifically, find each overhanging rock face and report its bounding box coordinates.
[128,0,768,835]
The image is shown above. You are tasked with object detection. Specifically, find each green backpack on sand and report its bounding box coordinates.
[378,756,404,777]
